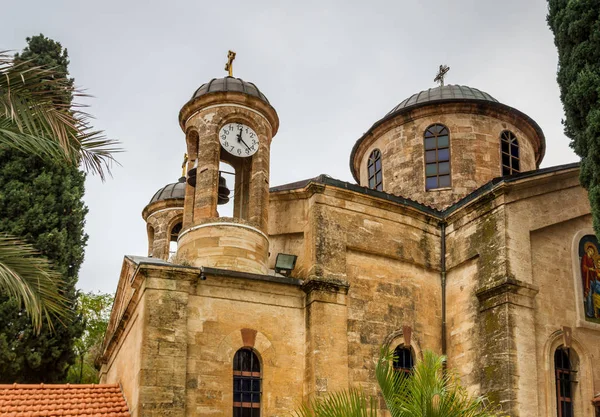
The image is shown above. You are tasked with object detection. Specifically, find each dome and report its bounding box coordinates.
[190,76,270,105]
[149,177,186,204]
[350,84,546,184]
[386,85,498,116]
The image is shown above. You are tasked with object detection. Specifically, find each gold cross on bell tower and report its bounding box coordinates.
[434,64,450,86]
[224,50,236,77]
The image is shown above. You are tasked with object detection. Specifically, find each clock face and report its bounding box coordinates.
[219,123,259,157]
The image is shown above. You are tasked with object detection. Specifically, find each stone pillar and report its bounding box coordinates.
[183,130,198,230]
[192,121,220,222]
[475,277,539,417]
[247,131,271,231]
[137,277,190,417]
[303,280,349,400]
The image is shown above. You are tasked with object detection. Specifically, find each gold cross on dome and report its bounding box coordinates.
[224,50,236,77]
[434,64,450,86]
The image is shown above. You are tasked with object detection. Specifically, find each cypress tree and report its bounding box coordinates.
[0,34,86,382]
[548,1,600,234]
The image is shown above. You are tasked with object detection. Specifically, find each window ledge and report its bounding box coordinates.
[426,187,452,192]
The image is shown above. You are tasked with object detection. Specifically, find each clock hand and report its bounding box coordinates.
[236,128,251,150]
[239,136,251,150]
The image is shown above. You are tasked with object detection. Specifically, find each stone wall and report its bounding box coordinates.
[356,105,540,210]
[184,273,305,416]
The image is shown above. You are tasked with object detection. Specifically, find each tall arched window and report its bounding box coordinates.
[233,348,261,417]
[169,222,182,255]
[367,149,383,191]
[424,124,450,190]
[393,345,414,376]
[501,131,520,175]
[555,347,574,417]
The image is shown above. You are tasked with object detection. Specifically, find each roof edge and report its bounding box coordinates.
[270,162,580,219]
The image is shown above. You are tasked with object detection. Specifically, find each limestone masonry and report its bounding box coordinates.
[100,78,600,417]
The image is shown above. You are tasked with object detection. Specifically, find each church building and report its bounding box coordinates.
[98,62,600,417]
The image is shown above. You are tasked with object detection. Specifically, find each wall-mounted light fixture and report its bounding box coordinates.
[275,253,297,276]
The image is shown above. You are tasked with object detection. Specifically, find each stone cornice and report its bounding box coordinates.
[302,278,350,295]
[179,91,279,136]
[476,277,539,311]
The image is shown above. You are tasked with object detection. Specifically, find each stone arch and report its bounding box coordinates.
[383,327,423,361]
[219,112,264,138]
[146,208,184,261]
[185,127,199,157]
[146,223,155,257]
[542,330,595,417]
[216,328,276,367]
[216,328,277,415]
[168,214,183,239]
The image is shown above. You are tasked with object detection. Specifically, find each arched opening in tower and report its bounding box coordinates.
[169,221,182,259]
[218,161,235,218]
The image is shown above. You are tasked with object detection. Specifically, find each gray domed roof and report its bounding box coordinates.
[386,85,498,116]
[149,177,186,204]
[191,76,269,104]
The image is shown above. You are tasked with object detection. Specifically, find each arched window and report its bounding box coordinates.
[424,124,450,190]
[367,149,383,191]
[501,131,520,175]
[169,222,182,255]
[147,224,155,257]
[393,345,414,376]
[555,347,574,417]
[233,348,261,417]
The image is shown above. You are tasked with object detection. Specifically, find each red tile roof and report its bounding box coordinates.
[0,384,130,417]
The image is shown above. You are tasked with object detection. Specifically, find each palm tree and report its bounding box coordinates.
[295,348,504,417]
[0,51,120,332]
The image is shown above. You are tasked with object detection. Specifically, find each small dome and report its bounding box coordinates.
[386,85,498,116]
[191,76,269,104]
[149,177,186,204]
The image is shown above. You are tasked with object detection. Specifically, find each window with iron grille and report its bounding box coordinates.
[555,348,574,417]
[393,346,414,376]
[500,130,520,175]
[233,348,261,417]
[367,149,383,191]
[424,124,451,190]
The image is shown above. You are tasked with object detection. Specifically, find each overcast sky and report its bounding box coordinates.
[3,0,577,293]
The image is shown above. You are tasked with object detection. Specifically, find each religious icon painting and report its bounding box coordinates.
[578,235,600,324]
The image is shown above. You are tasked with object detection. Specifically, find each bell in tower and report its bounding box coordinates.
[217,174,231,205]
[176,53,279,274]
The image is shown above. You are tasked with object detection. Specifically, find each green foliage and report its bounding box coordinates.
[295,348,504,417]
[1,41,121,180]
[0,35,90,382]
[547,1,600,234]
[67,291,114,384]
[0,236,68,331]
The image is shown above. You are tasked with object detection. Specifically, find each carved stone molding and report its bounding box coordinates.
[475,276,539,311]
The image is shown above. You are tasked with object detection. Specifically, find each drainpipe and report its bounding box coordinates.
[440,222,447,358]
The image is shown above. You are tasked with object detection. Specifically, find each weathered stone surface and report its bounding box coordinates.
[106,85,599,417]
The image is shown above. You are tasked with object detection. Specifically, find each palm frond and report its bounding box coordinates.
[0,235,70,333]
[294,389,378,417]
[0,51,122,180]
[296,348,506,417]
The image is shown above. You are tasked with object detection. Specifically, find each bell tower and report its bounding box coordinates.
[177,66,279,274]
